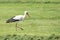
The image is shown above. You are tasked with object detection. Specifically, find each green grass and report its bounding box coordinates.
[0,3,60,40]
[0,0,60,3]
[0,3,60,39]
[0,34,60,40]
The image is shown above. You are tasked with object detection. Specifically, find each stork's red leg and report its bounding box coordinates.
[15,21,24,31]
[16,23,17,31]
[18,27,24,30]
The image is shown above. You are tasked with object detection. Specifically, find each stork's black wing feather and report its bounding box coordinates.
[6,16,19,23]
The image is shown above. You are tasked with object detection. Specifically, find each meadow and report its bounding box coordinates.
[0,2,60,40]
[0,0,60,3]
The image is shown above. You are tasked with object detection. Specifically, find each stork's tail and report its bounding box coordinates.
[6,19,11,23]
[6,16,15,23]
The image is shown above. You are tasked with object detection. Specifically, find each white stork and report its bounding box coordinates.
[6,11,30,31]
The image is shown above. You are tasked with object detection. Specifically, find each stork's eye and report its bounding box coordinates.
[26,12,28,14]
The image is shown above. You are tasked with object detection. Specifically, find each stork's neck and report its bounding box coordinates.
[23,13,27,18]
[23,11,28,18]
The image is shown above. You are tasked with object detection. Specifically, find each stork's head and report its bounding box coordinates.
[24,11,30,17]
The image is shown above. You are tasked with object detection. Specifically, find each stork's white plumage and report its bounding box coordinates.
[13,11,29,20]
[6,11,30,31]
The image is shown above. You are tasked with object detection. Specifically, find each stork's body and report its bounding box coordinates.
[6,11,29,31]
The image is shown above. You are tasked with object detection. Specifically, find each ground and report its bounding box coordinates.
[0,3,60,40]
